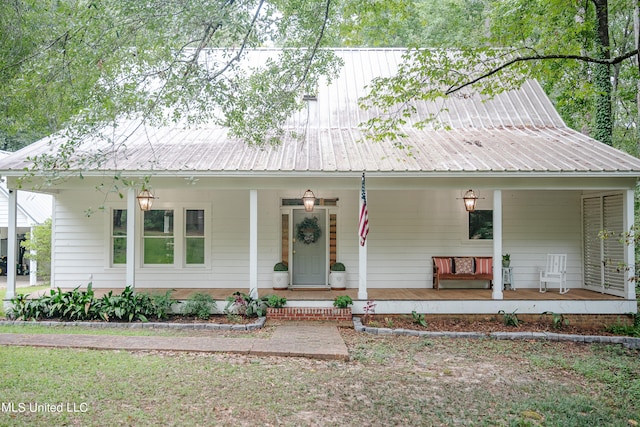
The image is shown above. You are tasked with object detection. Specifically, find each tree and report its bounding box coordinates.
[0,0,341,159]
[356,0,639,151]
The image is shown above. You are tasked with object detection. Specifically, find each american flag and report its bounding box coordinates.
[359,173,369,246]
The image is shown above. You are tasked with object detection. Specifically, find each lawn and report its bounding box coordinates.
[0,327,638,426]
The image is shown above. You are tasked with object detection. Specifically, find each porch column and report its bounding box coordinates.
[624,189,636,300]
[4,189,17,310]
[249,189,258,299]
[492,189,504,299]
[28,236,37,286]
[126,188,136,290]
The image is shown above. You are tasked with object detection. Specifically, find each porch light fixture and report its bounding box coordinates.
[136,189,156,211]
[302,189,316,212]
[462,189,479,212]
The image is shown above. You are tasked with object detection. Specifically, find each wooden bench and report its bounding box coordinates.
[432,256,493,290]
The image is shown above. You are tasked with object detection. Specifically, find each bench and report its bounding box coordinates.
[432,256,493,290]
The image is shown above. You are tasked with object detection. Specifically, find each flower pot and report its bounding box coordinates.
[272,271,289,290]
[329,271,347,290]
[502,260,510,268]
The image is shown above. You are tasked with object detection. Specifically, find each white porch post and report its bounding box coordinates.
[249,189,258,299]
[358,242,367,300]
[4,189,17,310]
[624,189,636,300]
[126,188,136,290]
[29,238,37,287]
[492,189,504,299]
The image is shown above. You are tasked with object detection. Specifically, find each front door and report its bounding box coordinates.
[292,209,326,286]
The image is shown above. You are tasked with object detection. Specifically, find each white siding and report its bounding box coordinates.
[51,187,584,291]
[363,189,583,289]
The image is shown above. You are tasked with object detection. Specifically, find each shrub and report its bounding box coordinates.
[264,294,287,308]
[498,309,521,327]
[11,284,173,323]
[151,290,176,320]
[333,295,353,308]
[182,293,217,320]
[411,311,427,327]
[224,292,267,318]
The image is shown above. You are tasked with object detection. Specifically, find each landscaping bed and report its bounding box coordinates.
[359,313,636,336]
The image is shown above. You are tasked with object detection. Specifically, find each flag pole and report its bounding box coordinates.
[358,172,368,300]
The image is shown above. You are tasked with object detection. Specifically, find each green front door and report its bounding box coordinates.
[292,209,326,286]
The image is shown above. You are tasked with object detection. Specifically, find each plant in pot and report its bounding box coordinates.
[272,262,289,290]
[329,262,347,290]
[502,254,510,268]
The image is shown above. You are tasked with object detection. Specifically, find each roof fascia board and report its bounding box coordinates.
[8,174,637,192]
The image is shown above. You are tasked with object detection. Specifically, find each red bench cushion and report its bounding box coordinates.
[475,257,492,275]
[434,257,452,274]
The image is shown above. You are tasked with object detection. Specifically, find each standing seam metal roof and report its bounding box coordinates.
[0,49,639,175]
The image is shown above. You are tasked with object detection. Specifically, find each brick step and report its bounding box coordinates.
[267,307,352,322]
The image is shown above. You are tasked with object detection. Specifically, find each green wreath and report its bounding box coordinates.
[296,217,322,245]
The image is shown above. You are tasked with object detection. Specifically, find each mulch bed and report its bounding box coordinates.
[360,314,619,336]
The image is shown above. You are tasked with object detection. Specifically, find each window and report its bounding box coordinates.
[112,209,127,264]
[144,210,174,264]
[469,210,493,240]
[185,209,205,264]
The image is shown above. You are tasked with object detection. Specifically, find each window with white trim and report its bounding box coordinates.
[143,209,175,265]
[112,209,127,265]
[185,209,205,265]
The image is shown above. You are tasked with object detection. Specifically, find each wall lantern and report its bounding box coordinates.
[136,189,156,211]
[462,189,479,212]
[302,189,316,212]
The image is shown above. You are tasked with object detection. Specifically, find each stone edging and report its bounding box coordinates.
[0,317,266,331]
[352,317,640,350]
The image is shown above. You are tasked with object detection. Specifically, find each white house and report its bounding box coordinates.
[0,49,638,315]
[0,151,52,284]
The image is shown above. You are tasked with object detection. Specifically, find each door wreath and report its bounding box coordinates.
[296,217,322,244]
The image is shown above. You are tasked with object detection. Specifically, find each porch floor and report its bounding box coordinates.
[52,287,623,301]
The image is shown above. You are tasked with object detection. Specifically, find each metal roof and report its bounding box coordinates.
[1,49,640,176]
[0,151,52,224]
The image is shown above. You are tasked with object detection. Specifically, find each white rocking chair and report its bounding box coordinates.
[539,254,568,294]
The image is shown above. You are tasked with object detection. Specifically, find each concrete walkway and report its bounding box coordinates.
[0,322,350,361]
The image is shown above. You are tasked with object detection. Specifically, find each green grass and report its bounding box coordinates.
[0,330,638,426]
[0,285,50,318]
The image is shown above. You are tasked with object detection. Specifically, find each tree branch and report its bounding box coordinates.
[445,49,639,95]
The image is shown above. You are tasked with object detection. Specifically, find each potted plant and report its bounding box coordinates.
[272,262,289,290]
[329,262,347,290]
[502,254,511,268]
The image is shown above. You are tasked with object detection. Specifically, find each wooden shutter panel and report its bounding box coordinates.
[603,194,625,291]
[582,196,602,289]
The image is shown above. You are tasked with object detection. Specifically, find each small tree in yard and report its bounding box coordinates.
[20,218,51,281]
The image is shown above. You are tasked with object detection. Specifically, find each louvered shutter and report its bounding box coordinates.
[582,196,602,289]
[603,194,625,291]
[582,194,626,294]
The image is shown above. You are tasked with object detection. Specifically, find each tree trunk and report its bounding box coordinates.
[592,0,613,146]
[635,1,640,154]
